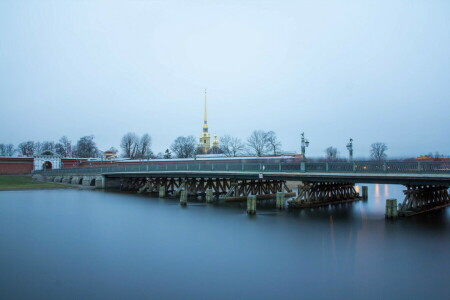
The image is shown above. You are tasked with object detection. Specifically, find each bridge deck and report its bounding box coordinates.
[101,170,450,185]
[36,161,450,186]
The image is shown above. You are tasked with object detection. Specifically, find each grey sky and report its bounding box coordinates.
[1,0,449,158]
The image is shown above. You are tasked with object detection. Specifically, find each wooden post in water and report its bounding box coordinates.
[276,192,285,210]
[247,195,256,215]
[206,189,214,203]
[385,198,398,218]
[159,186,166,198]
[180,190,187,206]
[362,186,368,200]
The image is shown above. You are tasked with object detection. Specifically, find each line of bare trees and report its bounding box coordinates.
[0,136,104,158]
[4,131,446,162]
[165,130,282,159]
[320,142,389,162]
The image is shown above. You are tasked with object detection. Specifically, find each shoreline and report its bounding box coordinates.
[0,175,80,191]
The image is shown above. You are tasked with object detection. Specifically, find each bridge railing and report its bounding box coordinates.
[34,161,450,175]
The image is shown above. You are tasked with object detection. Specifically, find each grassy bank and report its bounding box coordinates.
[0,175,70,191]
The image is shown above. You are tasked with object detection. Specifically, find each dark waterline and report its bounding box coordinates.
[0,185,449,300]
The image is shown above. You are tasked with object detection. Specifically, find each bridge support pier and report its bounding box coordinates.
[276,192,285,210]
[180,190,188,206]
[385,199,398,218]
[362,186,368,200]
[398,185,450,217]
[159,186,166,198]
[288,181,362,208]
[247,195,256,215]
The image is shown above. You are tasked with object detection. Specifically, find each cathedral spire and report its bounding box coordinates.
[204,88,207,125]
[199,88,211,153]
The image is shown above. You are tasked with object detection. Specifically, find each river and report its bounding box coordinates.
[0,185,449,299]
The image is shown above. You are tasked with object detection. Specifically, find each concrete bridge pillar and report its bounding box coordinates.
[159,186,166,198]
[362,186,368,200]
[385,199,398,218]
[180,190,188,206]
[276,192,285,210]
[95,176,105,189]
[247,195,256,215]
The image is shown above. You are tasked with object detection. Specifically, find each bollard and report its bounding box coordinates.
[385,198,398,218]
[159,186,166,198]
[276,192,285,210]
[180,190,187,206]
[206,189,214,203]
[247,195,256,215]
[362,186,368,200]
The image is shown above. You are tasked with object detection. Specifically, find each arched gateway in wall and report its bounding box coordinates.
[34,151,61,171]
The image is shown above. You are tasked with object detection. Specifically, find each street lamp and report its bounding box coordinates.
[346,138,353,161]
[301,132,309,158]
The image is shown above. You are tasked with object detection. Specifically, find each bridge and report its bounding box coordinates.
[34,160,450,217]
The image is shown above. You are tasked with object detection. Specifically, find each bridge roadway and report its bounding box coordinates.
[36,161,450,185]
[101,170,450,185]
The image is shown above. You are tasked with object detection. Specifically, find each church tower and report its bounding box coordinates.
[199,89,211,153]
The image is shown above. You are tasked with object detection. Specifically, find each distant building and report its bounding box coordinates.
[103,150,117,160]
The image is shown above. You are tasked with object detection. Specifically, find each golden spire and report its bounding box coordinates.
[204,88,207,125]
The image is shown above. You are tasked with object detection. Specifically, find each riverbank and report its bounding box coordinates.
[0,175,72,191]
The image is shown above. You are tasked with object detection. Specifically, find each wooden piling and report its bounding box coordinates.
[276,192,285,210]
[180,190,187,206]
[247,195,256,215]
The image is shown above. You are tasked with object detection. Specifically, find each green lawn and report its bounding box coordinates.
[0,175,70,190]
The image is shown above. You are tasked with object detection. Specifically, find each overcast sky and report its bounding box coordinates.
[1,0,449,158]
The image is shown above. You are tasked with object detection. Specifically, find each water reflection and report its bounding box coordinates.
[384,184,389,198]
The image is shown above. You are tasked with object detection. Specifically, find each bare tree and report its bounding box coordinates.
[34,142,42,154]
[121,132,139,159]
[266,131,282,155]
[163,149,172,159]
[56,136,72,157]
[74,135,99,158]
[171,136,196,158]
[220,135,245,157]
[247,130,269,156]
[370,142,388,161]
[0,144,15,156]
[18,141,36,157]
[41,141,55,153]
[6,144,15,156]
[325,146,338,161]
[137,133,152,159]
[220,135,232,156]
[55,143,65,157]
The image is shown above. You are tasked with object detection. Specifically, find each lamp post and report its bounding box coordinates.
[301,132,309,158]
[346,138,353,161]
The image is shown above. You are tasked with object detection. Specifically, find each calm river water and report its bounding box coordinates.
[0,185,449,300]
